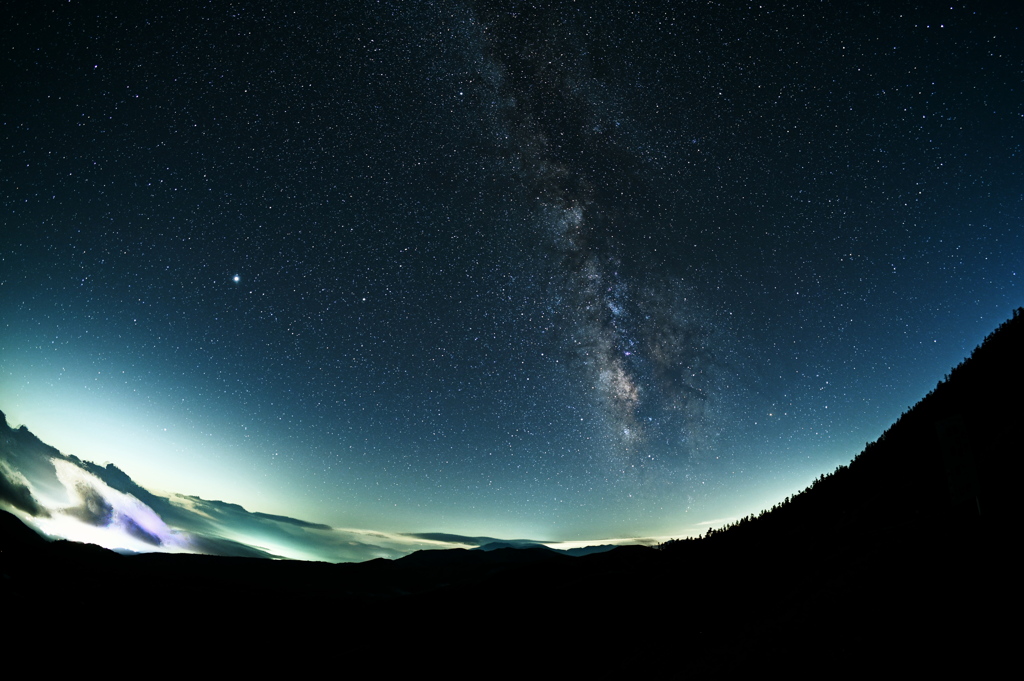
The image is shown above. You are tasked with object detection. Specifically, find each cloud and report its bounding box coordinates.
[66,482,114,526]
[402,532,505,547]
[251,511,333,531]
[186,534,283,560]
[0,410,494,562]
[0,462,48,517]
[1,409,612,563]
[402,533,565,551]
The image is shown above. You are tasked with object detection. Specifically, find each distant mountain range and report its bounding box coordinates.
[3,308,1018,671]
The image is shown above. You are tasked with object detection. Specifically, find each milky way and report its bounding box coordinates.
[468,3,731,478]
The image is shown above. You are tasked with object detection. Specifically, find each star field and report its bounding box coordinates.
[2,0,1021,548]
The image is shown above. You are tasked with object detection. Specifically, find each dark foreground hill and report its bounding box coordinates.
[3,310,1019,672]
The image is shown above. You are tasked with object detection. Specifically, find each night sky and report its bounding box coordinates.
[2,1,1021,558]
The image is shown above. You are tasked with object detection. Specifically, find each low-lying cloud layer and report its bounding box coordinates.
[0,410,653,562]
[0,410,526,562]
